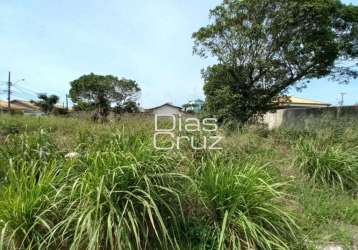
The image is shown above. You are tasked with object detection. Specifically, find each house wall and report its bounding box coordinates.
[263,106,358,129]
[150,106,182,116]
[262,109,286,130]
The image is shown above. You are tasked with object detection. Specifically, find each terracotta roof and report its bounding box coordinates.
[0,100,40,111]
[11,100,40,110]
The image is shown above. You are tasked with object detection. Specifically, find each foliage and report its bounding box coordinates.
[34,93,59,114]
[113,100,140,114]
[52,107,69,115]
[69,73,141,119]
[193,0,358,123]
[72,101,96,112]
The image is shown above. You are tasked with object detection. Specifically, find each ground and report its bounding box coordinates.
[0,114,357,249]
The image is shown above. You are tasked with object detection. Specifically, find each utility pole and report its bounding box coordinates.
[3,72,24,114]
[337,92,347,119]
[7,72,11,112]
[65,94,69,110]
[339,92,346,107]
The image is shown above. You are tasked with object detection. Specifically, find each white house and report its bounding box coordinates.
[145,103,183,116]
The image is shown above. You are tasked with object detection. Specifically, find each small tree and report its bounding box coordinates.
[69,73,141,121]
[182,102,198,113]
[35,94,59,114]
[193,0,358,124]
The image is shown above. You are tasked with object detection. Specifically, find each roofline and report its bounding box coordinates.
[145,103,182,111]
[282,102,332,106]
[11,100,40,109]
[283,96,331,106]
[0,99,40,111]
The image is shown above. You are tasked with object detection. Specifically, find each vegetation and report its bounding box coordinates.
[295,141,358,192]
[33,93,59,114]
[193,0,358,124]
[69,73,141,121]
[113,100,140,114]
[0,115,357,249]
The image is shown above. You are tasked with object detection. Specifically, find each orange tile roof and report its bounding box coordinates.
[0,100,40,111]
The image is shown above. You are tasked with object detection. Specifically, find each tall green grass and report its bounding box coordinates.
[295,140,358,192]
[0,128,191,249]
[7,115,358,248]
[194,157,299,249]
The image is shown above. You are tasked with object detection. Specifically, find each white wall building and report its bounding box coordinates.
[263,96,331,129]
[145,103,183,116]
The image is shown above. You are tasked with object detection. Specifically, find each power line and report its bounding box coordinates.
[12,85,39,99]
[0,72,25,112]
[12,82,41,96]
[1,80,64,97]
[1,75,68,107]
[11,91,37,100]
[11,94,35,100]
[15,81,63,97]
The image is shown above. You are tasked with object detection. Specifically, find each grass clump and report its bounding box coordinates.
[193,157,299,249]
[0,161,68,249]
[53,134,189,250]
[295,140,358,192]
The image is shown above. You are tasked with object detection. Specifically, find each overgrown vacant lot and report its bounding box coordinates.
[0,115,357,249]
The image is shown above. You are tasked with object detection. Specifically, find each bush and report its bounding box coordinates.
[52,107,69,115]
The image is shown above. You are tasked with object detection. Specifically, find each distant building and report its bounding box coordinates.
[0,99,43,115]
[145,103,182,116]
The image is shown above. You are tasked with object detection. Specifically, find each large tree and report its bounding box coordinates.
[69,73,141,120]
[193,0,358,124]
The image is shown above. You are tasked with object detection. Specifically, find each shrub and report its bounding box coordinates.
[52,107,69,116]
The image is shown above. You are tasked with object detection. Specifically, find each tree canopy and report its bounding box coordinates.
[35,94,59,114]
[193,0,358,124]
[69,73,141,119]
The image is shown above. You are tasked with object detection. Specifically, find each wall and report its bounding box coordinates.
[263,106,358,129]
[262,109,286,130]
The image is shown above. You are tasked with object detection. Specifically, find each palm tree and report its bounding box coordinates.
[35,93,59,114]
